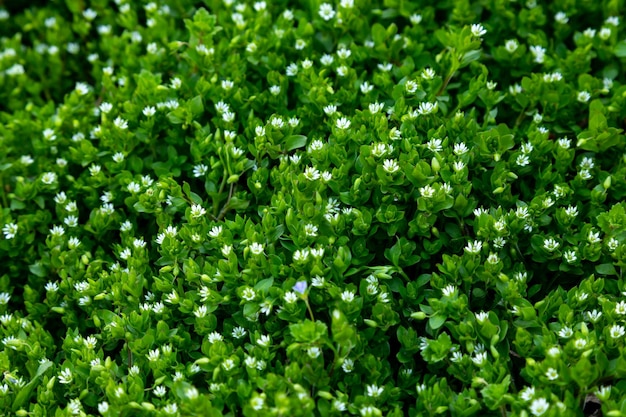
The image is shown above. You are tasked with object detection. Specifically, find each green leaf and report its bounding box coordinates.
[29,263,47,278]
[254,278,274,295]
[289,320,328,343]
[428,314,447,330]
[12,360,53,411]
[615,40,626,57]
[284,135,307,151]
[189,95,204,116]
[595,263,617,276]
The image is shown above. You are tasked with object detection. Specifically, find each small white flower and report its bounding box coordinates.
[554,11,568,24]
[97,24,112,35]
[505,39,519,53]
[241,288,256,301]
[342,358,354,373]
[596,386,611,401]
[251,396,264,410]
[249,242,264,255]
[318,3,335,20]
[410,14,422,25]
[133,238,146,249]
[58,368,73,384]
[427,138,443,152]
[419,185,435,198]
[2,223,18,240]
[583,28,596,38]
[442,285,456,297]
[50,225,65,237]
[476,311,489,323]
[562,205,578,218]
[599,27,612,40]
[113,117,128,130]
[405,80,418,94]
[606,16,620,26]
[336,117,351,130]
[574,338,587,349]
[193,305,207,318]
[417,68,435,82]
[579,169,592,180]
[141,105,156,117]
[588,230,602,244]
[465,240,483,255]
[119,247,131,260]
[257,334,271,347]
[127,182,140,193]
[337,47,351,59]
[285,63,298,77]
[360,81,374,93]
[341,290,355,302]
[543,238,560,252]
[529,45,546,63]
[509,84,522,95]
[208,225,222,238]
[529,398,549,416]
[303,223,318,237]
[577,91,591,103]
[232,327,246,338]
[193,164,208,178]
[563,250,577,264]
[545,367,559,381]
[312,276,325,287]
[221,359,235,371]
[520,386,535,402]
[383,159,400,174]
[220,244,232,257]
[207,331,223,344]
[304,166,321,181]
[472,351,487,366]
[81,8,97,20]
[554,138,571,150]
[147,349,160,361]
[417,102,437,115]
[453,142,468,155]
[89,164,101,176]
[493,237,506,249]
[610,324,625,339]
[190,204,206,219]
[471,24,487,38]
[269,85,281,96]
[366,384,384,397]
[44,16,58,28]
[112,152,125,163]
[547,347,560,357]
[585,309,602,323]
[487,253,500,264]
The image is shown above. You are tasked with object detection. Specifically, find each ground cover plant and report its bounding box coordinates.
[2,0,626,415]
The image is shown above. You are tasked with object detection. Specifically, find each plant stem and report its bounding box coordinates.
[304,297,315,321]
[216,183,236,221]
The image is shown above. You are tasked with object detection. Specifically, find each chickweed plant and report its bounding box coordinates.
[2,0,626,416]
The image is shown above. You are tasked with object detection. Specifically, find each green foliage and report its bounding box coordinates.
[1,0,626,416]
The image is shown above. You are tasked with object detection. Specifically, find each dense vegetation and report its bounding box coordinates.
[2,1,626,416]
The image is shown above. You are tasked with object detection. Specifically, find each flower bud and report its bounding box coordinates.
[411,312,427,320]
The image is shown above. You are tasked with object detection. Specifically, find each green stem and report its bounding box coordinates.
[304,297,315,321]
[213,170,228,218]
[216,183,236,221]
[514,107,527,128]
